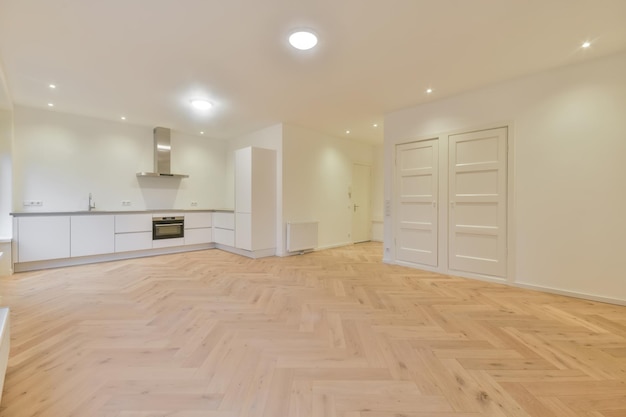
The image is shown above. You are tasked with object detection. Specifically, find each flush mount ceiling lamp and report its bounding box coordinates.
[289,30,318,50]
[190,99,213,110]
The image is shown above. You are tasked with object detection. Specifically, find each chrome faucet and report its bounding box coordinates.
[88,193,96,211]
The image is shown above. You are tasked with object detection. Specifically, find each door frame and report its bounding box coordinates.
[351,163,372,243]
[392,122,516,284]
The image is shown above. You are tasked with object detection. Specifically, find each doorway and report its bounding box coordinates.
[351,163,371,243]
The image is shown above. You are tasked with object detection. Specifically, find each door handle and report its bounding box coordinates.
[354,204,359,212]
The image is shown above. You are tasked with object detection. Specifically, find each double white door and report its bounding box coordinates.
[395,127,508,278]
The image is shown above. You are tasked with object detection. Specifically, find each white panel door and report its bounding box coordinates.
[449,127,507,277]
[395,139,438,266]
[351,163,371,243]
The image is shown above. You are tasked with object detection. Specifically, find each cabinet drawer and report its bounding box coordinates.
[185,228,212,245]
[184,212,212,229]
[152,238,184,249]
[212,212,234,230]
[115,232,152,252]
[115,214,152,233]
[213,228,235,247]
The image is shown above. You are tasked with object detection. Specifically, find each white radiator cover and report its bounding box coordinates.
[286,222,318,252]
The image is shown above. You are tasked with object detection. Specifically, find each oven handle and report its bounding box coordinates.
[154,223,183,227]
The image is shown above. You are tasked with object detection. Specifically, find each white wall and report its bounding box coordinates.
[12,106,229,212]
[283,124,374,252]
[384,51,626,303]
[227,123,284,254]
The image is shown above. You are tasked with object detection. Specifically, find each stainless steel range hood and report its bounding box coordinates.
[137,127,189,178]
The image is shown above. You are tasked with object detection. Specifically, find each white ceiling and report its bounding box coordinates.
[1,0,625,144]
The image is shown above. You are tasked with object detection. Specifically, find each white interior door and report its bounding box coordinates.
[395,140,438,266]
[351,164,371,243]
[449,127,507,278]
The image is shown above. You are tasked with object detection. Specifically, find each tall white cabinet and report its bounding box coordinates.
[235,146,276,257]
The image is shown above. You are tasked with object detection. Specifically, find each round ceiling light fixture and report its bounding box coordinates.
[289,30,318,50]
[190,99,213,110]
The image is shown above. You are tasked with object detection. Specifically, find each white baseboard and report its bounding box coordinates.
[513,282,626,306]
[216,245,275,259]
[13,243,215,272]
[387,259,625,306]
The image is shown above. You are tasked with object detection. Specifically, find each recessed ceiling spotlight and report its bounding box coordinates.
[47,103,54,107]
[346,130,351,134]
[49,84,56,89]
[121,116,126,120]
[582,41,591,48]
[200,131,205,135]
[289,30,318,50]
[373,124,378,128]
[426,88,433,94]
[190,99,213,110]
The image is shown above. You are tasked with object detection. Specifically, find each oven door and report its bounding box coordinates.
[152,217,184,240]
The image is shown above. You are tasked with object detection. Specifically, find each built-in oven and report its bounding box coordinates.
[152,216,184,240]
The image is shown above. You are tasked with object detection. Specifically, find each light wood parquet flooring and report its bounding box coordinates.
[0,242,625,417]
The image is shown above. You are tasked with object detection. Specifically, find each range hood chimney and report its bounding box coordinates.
[137,127,189,178]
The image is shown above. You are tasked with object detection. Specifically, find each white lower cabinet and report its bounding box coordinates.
[184,212,212,245]
[18,216,70,263]
[114,214,153,252]
[115,214,152,233]
[71,215,115,257]
[152,237,184,249]
[115,232,152,252]
[213,212,235,247]
[213,228,235,247]
[185,228,212,245]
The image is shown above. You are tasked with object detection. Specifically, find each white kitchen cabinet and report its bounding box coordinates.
[235,212,252,250]
[184,212,212,229]
[17,216,70,263]
[114,214,153,252]
[212,212,235,247]
[185,228,213,245]
[184,212,212,245]
[115,214,152,233]
[71,215,115,257]
[115,232,152,252]
[235,147,276,255]
[213,227,235,247]
[152,237,184,249]
[213,212,234,230]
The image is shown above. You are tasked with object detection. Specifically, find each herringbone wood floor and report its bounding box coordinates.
[0,242,625,417]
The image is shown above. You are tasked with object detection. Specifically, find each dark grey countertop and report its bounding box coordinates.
[10,209,234,217]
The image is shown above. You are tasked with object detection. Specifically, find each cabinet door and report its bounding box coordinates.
[235,147,252,213]
[71,215,115,257]
[235,213,251,250]
[185,212,212,229]
[185,228,212,245]
[18,216,70,262]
